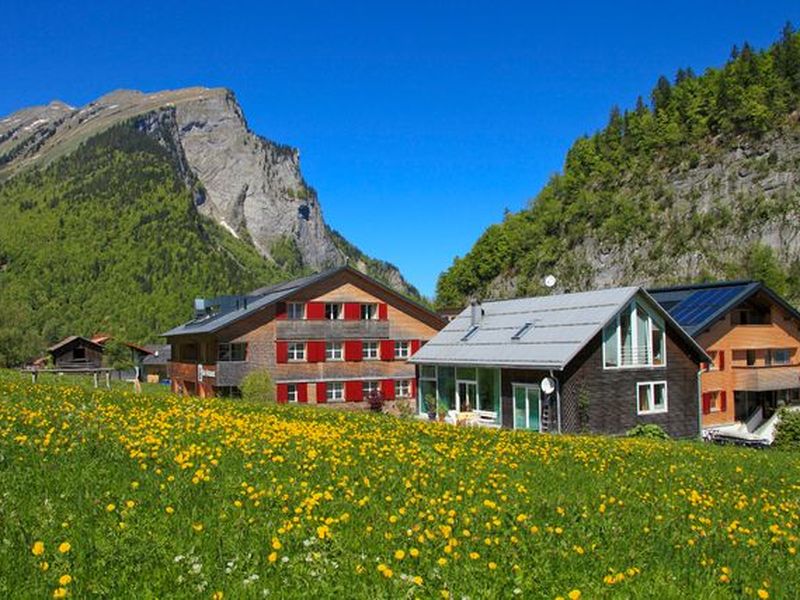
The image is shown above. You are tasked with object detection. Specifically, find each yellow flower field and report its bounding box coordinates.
[0,372,797,598]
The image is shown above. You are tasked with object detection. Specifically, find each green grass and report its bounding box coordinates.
[0,370,797,598]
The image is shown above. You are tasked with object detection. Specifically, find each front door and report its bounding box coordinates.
[457,381,477,412]
[513,385,540,431]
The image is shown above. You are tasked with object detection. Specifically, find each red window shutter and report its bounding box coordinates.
[718,351,725,371]
[316,382,327,403]
[308,341,326,363]
[410,378,417,398]
[344,340,363,362]
[381,379,395,400]
[306,302,325,320]
[344,303,360,320]
[276,383,288,404]
[380,340,394,361]
[702,392,711,415]
[720,390,727,412]
[345,380,363,402]
[378,303,388,320]
[298,383,308,403]
[276,341,288,364]
[410,339,421,356]
[275,302,287,320]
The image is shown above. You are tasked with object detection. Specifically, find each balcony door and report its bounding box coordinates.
[513,384,541,431]
[456,380,477,412]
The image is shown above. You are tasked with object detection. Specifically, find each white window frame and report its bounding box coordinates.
[287,384,298,403]
[395,379,411,398]
[288,342,306,362]
[325,341,343,361]
[363,380,380,397]
[602,300,667,370]
[326,382,344,402]
[636,381,668,415]
[361,303,378,320]
[325,303,343,320]
[395,340,410,359]
[287,302,305,320]
[362,341,379,360]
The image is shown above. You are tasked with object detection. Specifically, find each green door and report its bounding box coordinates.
[513,385,540,431]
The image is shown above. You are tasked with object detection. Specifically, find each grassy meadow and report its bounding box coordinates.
[0,371,797,598]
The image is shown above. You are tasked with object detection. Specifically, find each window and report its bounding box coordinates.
[395,380,411,398]
[181,343,198,362]
[746,349,756,366]
[287,302,305,320]
[325,303,343,320]
[637,381,668,415]
[461,325,479,341]
[326,341,343,361]
[603,300,666,368]
[364,381,380,397]
[361,303,378,320]
[73,347,86,360]
[288,343,306,361]
[287,384,298,403]
[218,342,247,362]
[326,382,344,402]
[363,341,379,360]
[732,308,769,325]
[395,341,410,359]
[767,348,791,366]
[511,322,533,340]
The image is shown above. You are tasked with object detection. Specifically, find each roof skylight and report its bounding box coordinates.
[511,322,534,340]
[461,325,479,341]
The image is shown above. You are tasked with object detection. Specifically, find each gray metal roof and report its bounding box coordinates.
[411,286,708,370]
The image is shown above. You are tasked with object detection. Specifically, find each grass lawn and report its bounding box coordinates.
[0,370,796,598]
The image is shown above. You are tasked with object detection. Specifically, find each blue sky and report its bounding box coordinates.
[3,1,800,297]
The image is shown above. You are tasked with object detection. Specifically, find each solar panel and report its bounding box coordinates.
[669,285,750,327]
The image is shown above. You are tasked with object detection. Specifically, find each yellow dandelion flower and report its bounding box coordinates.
[106,503,115,512]
[410,548,420,558]
[32,541,45,556]
[757,590,769,599]
[469,551,480,560]
[412,575,423,585]
[58,575,72,586]
[437,557,448,566]
[53,588,67,599]
[488,561,497,570]
[58,542,71,554]
[40,561,49,572]
[212,592,224,600]
[165,506,174,515]
[394,549,406,560]
[271,538,282,550]
[267,552,277,563]
[192,523,204,532]
[568,590,581,600]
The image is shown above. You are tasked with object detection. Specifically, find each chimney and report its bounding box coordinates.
[470,299,483,327]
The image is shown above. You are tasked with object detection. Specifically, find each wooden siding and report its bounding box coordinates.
[696,295,800,426]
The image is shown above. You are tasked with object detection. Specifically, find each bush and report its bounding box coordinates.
[626,424,670,440]
[773,408,800,450]
[241,369,275,403]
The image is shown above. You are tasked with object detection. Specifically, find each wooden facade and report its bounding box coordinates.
[48,336,105,369]
[166,269,445,402]
[696,291,800,427]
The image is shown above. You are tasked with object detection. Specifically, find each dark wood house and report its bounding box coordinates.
[48,336,105,369]
[411,287,710,438]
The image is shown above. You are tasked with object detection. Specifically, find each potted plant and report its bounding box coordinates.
[436,401,449,422]
[367,388,384,413]
[424,393,437,421]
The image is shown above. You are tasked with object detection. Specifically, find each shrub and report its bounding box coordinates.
[241,369,275,403]
[626,424,670,440]
[773,408,800,450]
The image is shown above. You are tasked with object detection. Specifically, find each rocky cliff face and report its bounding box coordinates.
[0,87,414,293]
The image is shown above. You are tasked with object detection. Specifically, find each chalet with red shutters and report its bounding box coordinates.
[162,267,446,403]
[650,281,800,442]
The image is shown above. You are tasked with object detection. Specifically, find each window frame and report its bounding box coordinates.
[326,381,344,402]
[287,302,305,320]
[768,348,791,366]
[362,341,379,360]
[287,342,306,362]
[602,300,667,370]
[363,380,380,397]
[325,341,343,361]
[361,303,378,321]
[395,379,411,398]
[287,383,298,403]
[636,381,668,415]
[325,303,343,320]
[394,340,410,359]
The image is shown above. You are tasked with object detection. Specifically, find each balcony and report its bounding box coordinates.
[732,365,800,392]
[168,361,217,385]
[276,319,390,340]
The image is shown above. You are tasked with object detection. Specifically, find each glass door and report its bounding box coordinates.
[513,385,540,431]
[457,381,477,412]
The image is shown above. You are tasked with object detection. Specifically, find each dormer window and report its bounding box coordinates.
[461,325,479,341]
[511,322,533,340]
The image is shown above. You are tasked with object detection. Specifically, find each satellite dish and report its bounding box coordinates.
[544,275,557,288]
[540,377,556,395]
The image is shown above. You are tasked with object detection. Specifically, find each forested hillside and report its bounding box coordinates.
[0,121,288,365]
[436,25,800,308]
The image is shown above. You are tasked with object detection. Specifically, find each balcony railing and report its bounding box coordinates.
[276,319,390,340]
[733,365,800,392]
